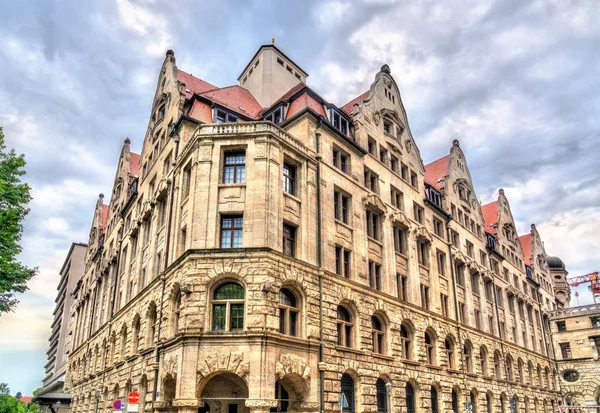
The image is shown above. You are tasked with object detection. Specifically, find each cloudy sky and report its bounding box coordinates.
[0,0,599,395]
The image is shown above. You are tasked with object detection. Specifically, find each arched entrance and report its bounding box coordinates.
[198,373,249,413]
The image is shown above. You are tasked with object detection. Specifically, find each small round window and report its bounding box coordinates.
[563,370,579,382]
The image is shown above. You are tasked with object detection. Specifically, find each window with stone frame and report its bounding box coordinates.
[223,151,246,184]
[212,282,245,331]
[400,323,413,360]
[335,246,351,279]
[282,223,296,257]
[393,225,407,255]
[278,288,300,337]
[425,330,436,365]
[334,189,351,224]
[283,161,297,196]
[337,306,354,348]
[366,209,382,241]
[332,146,350,174]
[368,260,382,291]
[371,315,386,354]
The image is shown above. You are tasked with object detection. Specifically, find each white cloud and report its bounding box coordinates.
[116,0,172,56]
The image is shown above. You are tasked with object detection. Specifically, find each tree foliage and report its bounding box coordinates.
[0,127,37,315]
[0,383,8,396]
[0,395,39,413]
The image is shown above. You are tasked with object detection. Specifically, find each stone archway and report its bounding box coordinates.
[198,372,250,413]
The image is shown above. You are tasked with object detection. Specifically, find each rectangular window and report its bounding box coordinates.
[223,151,246,184]
[366,209,381,241]
[393,226,407,255]
[397,273,408,301]
[379,147,388,165]
[157,197,167,227]
[440,294,449,317]
[466,241,474,258]
[474,309,481,330]
[283,162,296,195]
[508,295,515,314]
[451,230,460,248]
[163,152,172,175]
[368,261,382,290]
[391,186,404,210]
[332,147,350,174]
[283,224,296,257]
[480,250,487,266]
[471,273,480,295]
[560,343,572,359]
[436,250,446,276]
[364,167,379,193]
[331,110,349,135]
[556,321,566,332]
[413,203,424,224]
[265,107,283,124]
[417,239,430,267]
[221,215,243,248]
[334,189,350,224]
[368,136,377,155]
[335,246,351,278]
[591,317,600,328]
[485,280,493,301]
[455,263,465,286]
[459,302,466,323]
[182,162,192,199]
[433,218,444,238]
[383,121,392,135]
[420,284,430,310]
[390,155,399,173]
[401,163,409,181]
[496,287,504,308]
[410,171,418,188]
[180,227,187,255]
[488,315,495,335]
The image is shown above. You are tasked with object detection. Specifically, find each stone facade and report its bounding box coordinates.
[549,304,600,410]
[66,46,566,413]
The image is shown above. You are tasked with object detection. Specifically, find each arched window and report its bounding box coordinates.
[464,342,473,372]
[500,394,507,413]
[337,306,353,348]
[406,382,416,413]
[486,392,492,413]
[425,331,436,365]
[537,365,542,387]
[376,378,387,413]
[445,337,455,369]
[146,304,157,346]
[528,361,534,385]
[494,351,502,379]
[341,374,355,413]
[279,288,300,336]
[172,290,181,336]
[506,355,514,382]
[120,325,127,360]
[400,324,413,360]
[480,346,488,376]
[544,367,550,388]
[518,358,524,384]
[371,316,385,354]
[212,282,245,331]
[132,316,140,354]
[108,333,116,366]
[431,386,439,413]
[452,389,459,413]
[470,390,478,413]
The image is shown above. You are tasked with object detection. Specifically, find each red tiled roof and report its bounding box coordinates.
[17,397,33,405]
[520,233,532,266]
[177,69,217,99]
[340,91,369,117]
[286,91,327,120]
[199,85,263,119]
[481,201,498,234]
[101,204,109,232]
[272,82,306,106]
[424,155,449,190]
[129,152,140,177]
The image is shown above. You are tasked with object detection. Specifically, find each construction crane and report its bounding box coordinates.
[568,271,600,304]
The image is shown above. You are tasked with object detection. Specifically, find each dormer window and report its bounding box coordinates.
[215,108,238,123]
[264,106,284,124]
[330,109,349,136]
[427,186,442,208]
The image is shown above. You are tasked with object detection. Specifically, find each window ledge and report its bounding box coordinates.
[466,372,477,378]
[427,364,443,371]
[218,183,247,189]
[446,368,461,374]
[367,237,383,246]
[418,264,430,271]
[335,346,365,356]
[125,354,139,362]
[370,353,395,362]
[335,219,353,230]
[395,251,408,260]
[402,359,420,367]
[283,192,302,203]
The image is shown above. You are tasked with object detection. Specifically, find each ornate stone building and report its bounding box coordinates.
[549,302,600,411]
[66,45,567,413]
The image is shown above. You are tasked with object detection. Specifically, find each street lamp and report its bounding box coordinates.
[55,401,61,412]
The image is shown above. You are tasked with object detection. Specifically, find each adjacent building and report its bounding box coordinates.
[35,242,87,412]
[66,45,568,413]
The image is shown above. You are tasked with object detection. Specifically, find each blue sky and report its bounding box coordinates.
[0,0,599,395]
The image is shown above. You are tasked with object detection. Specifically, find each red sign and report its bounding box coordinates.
[113,400,122,410]
[128,392,140,404]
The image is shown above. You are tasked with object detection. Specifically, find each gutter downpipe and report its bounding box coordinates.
[315,116,325,413]
[445,215,470,408]
[151,127,181,411]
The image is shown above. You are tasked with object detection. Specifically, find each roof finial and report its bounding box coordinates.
[272,37,275,45]
[124,137,131,145]
[452,139,460,147]
[99,193,104,200]
[499,188,505,195]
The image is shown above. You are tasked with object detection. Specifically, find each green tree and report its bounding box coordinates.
[0,383,8,395]
[0,395,38,413]
[0,127,37,315]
